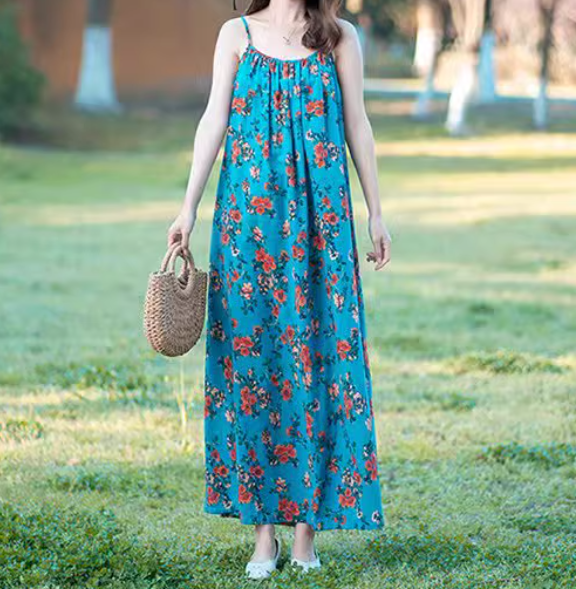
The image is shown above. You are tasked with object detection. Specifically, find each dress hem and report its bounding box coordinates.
[204,505,385,532]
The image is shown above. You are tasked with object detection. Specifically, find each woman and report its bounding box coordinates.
[168,0,391,579]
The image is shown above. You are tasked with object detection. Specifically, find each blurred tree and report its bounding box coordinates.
[75,0,120,112]
[534,0,559,129]
[412,0,447,119]
[445,0,492,135]
[0,1,44,138]
[360,0,409,39]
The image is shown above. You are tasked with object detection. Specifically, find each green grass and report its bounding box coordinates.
[1,100,576,588]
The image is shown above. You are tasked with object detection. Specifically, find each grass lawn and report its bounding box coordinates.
[1,100,575,588]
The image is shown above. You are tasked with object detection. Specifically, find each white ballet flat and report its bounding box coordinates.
[245,537,282,580]
[290,549,321,573]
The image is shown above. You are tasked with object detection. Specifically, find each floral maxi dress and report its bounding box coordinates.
[203,15,384,531]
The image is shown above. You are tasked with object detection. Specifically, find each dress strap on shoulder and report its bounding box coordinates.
[240,15,252,44]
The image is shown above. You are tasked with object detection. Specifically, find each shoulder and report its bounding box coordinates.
[337,18,359,40]
[215,17,247,57]
[218,17,246,40]
[334,18,362,58]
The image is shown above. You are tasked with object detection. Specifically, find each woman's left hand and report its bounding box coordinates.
[366,214,392,270]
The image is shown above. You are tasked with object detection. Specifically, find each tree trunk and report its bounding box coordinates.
[445,0,488,135]
[445,51,478,135]
[534,0,558,130]
[412,0,445,120]
[75,0,120,112]
[478,29,496,102]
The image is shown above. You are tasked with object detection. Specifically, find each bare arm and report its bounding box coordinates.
[335,20,391,270]
[168,19,241,251]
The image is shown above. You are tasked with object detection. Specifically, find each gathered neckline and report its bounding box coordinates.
[244,42,323,64]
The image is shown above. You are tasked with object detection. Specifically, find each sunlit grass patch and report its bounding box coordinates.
[0,418,44,443]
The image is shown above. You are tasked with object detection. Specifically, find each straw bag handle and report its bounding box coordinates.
[160,242,197,275]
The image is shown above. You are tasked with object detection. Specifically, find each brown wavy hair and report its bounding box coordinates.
[242,0,343,55]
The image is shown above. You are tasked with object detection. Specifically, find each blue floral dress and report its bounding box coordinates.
[203,15,384,531]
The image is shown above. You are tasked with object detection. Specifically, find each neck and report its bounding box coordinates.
[267,0,306,25]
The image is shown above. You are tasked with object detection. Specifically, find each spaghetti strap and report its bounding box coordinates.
[240,15,252,44]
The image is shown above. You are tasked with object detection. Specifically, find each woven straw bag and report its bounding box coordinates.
[143,243,208,357]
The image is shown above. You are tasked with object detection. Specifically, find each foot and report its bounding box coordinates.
[291,523,321,572]
[245,525,281,580]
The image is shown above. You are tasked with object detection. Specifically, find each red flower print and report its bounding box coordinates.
[300,345,312,372]
[241,386,258,415]
[280,325,295,344]
[306,100,324,116]
[274,444,297,464]
[251,196,272,214]
[248,448,256,460]
[238,484,253,504]
[314,142,328,167]
[207,486,220,505]
[337,339,351,360]
[271,291,285,306]
[221,231,230,245]
[306,411,313,437]
[365,453,378,481]
[323,211,339,225]
[344,393,353,419]
[214,464,229,477]
[281,379,292,401]
[279,498,300,521]
[273,90,283,110]
[234,336,255,356]
[313,233,326,250]
[339,488,356,508]
[263,140,270,159]
[286,164,297,187]
[328,458,339,473]
[292,244,305,261]
[255,248,277,272]
[232,97,246,114]
[250,465,264,478]
[295,286,306,313]
[230,209,242,223]
[210,449,221,461]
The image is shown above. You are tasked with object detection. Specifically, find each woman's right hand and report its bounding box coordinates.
[167,209,197,255]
